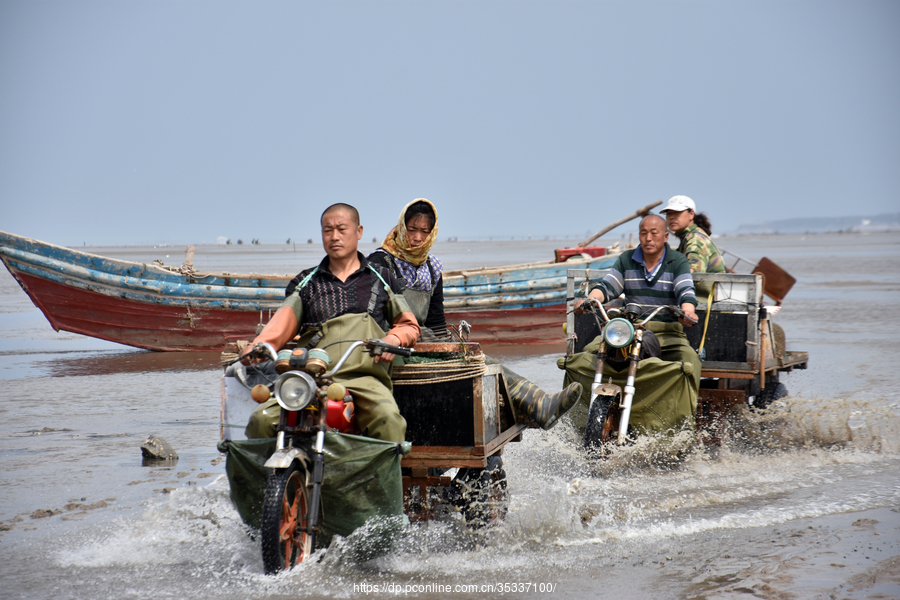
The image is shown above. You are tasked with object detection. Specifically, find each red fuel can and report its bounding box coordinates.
[325,398,357,433]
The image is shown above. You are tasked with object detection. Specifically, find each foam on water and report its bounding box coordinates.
[58,476,255,567]
[10,387,900,598]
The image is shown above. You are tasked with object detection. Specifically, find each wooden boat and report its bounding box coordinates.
[0,229,620,351]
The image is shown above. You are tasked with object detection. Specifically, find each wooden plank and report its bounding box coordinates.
[444,254,618,288]
[401,456,488,469]
[483,423,527,455]
[401,444,496,468]
[701,370,757,380]
[473,376,486,445]
[0,230,294,288]
[2,248,285,301]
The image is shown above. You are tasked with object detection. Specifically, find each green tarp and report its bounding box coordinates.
[558,321,701,437]
[221,432,407,555]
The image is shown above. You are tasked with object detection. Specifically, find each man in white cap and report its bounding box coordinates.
[660,195,725,274]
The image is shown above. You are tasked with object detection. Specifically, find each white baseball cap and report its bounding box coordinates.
[660,195,696,213]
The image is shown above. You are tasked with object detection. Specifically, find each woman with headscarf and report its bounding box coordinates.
[369,199,581,430]
[368,199,447,338]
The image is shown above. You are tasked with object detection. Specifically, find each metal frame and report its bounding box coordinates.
[398,342,527,521]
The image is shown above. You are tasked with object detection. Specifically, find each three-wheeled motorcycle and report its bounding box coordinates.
[218,337,527,573]
[565,267,809,452]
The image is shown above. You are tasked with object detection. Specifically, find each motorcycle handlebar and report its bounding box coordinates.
[578,297,612,323]
[638,305,698,326]
[235,342,278,364]
[364,339,413,358]
[325,339,413,378]
[670,306,699,324]
[682,313,699,324]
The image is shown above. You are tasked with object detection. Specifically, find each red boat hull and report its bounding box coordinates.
[12,270,265,351]
[12,269,567,351]
[444,304,566,346]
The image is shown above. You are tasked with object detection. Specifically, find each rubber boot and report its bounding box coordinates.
[503,367,583,430]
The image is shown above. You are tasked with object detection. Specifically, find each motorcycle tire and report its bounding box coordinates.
[756,382,788,410]
[583,394,616,455]
[450,455,508,529]
[260,460,314,574]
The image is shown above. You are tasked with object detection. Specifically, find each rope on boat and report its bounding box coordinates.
[152,259,217,280]
[391,353,486,385]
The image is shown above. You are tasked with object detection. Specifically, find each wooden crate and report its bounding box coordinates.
[393,342,526,469]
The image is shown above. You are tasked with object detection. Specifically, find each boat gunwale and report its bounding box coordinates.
[0,230,293,288]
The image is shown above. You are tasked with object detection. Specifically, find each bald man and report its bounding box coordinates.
[241,203,419,443]
[585,214,697,326]
[562,214,701,434]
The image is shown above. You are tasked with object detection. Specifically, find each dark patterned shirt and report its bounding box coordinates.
[283,252,404,334]
[367,249,447,333]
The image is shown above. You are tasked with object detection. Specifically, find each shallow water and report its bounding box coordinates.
[1,233,899,599]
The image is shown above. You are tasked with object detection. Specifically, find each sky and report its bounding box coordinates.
[1,0,898,246]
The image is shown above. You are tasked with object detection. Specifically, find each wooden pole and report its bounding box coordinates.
[759,313,769,391]
[182,246,195,269]
[577,200,663,248]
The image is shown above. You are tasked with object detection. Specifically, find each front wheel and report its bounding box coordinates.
[583,394,617,455]
[261,460,313,574]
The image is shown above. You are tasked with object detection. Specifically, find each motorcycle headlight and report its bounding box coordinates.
[273,371,317,411]
[603,318,635,349]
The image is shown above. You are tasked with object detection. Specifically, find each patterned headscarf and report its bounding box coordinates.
[380,198,439,267]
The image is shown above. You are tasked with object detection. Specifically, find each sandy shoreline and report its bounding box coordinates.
[661,505,900,599]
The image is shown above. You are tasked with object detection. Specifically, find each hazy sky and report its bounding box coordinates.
[1,1,897,246]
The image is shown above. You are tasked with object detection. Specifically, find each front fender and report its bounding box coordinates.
[592,382,622,398]
[264,446,310,470]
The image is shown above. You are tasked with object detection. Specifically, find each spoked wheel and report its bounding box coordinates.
[583,394,618,456]
[261,460,313,574]
[451,455,509,529]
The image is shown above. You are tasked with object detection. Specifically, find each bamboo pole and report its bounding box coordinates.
[577,200,663,248]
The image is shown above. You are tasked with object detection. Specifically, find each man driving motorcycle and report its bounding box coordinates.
[560,214,702,435]
[241,203,419,443]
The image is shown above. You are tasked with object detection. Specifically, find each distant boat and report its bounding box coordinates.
[0,229,620,351]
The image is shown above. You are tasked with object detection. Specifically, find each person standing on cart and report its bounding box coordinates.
[663,194,788,365]
[241,203,420,443]
[561,214,702,434]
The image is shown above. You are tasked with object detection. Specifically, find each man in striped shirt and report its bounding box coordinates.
[585,214,698,326]
[561,214,702,439]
